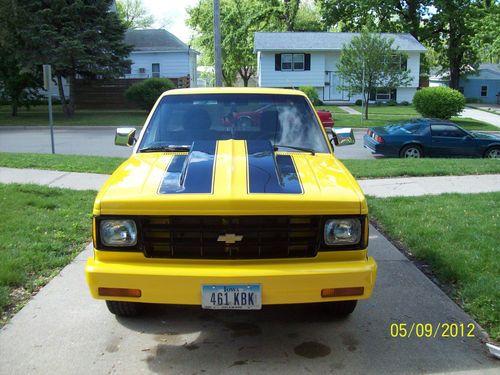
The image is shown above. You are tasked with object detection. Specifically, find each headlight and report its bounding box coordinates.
[324,218,362,245]
[100,219,137,247]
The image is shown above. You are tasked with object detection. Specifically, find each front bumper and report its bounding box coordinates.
[85,253,377,305]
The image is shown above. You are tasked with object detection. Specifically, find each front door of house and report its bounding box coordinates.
[327,72,347,101]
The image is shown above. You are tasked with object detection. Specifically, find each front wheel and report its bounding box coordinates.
[105,300,143,317]
[323,300,357,316]
[400,144,423,158]
[484,147,500,159]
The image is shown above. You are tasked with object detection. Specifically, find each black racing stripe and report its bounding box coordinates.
[247,140,302,194]
[159,141,217,194]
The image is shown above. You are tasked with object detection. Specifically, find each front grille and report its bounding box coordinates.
[140,216,322,259]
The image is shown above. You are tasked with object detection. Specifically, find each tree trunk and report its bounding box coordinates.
[447,27,462,90]
[67,74,76,116]
[56,73,70,116]
[11,101,18,116]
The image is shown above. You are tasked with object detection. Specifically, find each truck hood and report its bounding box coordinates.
[95,140,366,215]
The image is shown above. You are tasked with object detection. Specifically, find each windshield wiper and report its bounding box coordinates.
[274,144,315,155]
[139,145,191,153]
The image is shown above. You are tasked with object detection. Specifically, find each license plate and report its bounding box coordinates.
[201,284,262,310]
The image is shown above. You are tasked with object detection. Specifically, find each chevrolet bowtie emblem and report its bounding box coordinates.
[217,233,243,244]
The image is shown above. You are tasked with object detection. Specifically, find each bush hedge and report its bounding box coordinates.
[355,99,363,106]
[413,87,465,119]
[125,78,176,110]
[298,86,321,105]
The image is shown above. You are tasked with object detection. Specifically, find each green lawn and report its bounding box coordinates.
[0,104,147,126]
[0,152,126,174]
[342,158,500,179]
[318,104,420,116]
[316,104,499,131]
[369,193,500,340]
[327,112,498,131]
[0,184,96,325]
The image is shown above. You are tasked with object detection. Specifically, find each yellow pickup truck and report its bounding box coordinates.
[85,88,377,317]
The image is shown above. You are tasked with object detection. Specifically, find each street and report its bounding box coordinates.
[0,127,375,159]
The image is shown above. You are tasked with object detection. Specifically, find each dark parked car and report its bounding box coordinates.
[363,118,500,158]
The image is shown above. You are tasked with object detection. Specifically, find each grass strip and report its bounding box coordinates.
[328,113,498,131]
[368,193,500,340]
[342,158,500,179]
[0,152,126,174]
[0,184,96,325]
[2,153,499,179]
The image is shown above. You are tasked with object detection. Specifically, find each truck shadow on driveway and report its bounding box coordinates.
[113,293,497,375]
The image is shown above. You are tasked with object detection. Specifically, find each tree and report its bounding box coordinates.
[317,0,431,40]
[187,0,324,86]
[0,0,41,116]
[116,0,154,29]
[292,1,325,31]
[187,0,271,86]
[15,0,133,116]
[428,0,478,89]
[470,2,500,63]
[336,32,412,119]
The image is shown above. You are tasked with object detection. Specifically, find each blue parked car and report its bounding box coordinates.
[363,118,500,158]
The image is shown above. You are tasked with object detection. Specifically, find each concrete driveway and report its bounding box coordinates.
[0,127,376,160]
[0,226,497,375]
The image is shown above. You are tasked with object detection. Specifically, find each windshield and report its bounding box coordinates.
[139,93,330,153]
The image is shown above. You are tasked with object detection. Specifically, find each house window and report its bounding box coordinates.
[281,54,305,71]
[387,54,407,71]
[152,63,160,78]
[281,54,293,71]
[293,54,304,70]
[481,85,488,97]
[376,89,391,101]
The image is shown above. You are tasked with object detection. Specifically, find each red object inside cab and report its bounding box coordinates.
[316,110,334,128]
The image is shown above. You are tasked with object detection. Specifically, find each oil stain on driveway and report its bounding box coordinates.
[0,226,498,375]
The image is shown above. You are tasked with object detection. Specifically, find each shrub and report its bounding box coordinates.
[387,99,397,106]
[298,86,321,105]
[399,100,410,106]
[413,87,465,119]
[355,99,363,106]
[125,78,176,110]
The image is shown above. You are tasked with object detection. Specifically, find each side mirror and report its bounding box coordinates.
[115,127,136,147]
[330,128,355,147]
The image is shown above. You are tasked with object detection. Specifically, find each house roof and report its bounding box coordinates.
[125,29,198,53]
[479,64,500,75]
[254,32,427,52]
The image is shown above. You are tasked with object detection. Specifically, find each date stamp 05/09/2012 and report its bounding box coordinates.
[390,323,476,338]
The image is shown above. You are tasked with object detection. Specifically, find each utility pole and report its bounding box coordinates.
[213,0,223,87]
[43,65,55,154]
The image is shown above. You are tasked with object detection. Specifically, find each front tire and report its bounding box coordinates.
[484,147,500,159]
[323,300,357,316]
[400,144,423,158]
[105,300,143,317]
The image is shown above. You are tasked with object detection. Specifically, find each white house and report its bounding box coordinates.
[124,29,198,87]
[254,32,426,103]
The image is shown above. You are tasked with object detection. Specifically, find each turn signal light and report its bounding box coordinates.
[321,287,364,298]
[98,287,142,298]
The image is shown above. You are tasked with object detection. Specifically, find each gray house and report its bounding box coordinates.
[254,32,426,103]
[124,29,198,87]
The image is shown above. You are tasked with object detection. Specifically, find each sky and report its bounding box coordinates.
[142,0,200,43]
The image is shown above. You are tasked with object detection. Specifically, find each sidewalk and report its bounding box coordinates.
[1,167,500,197]
[460,108,500,128]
